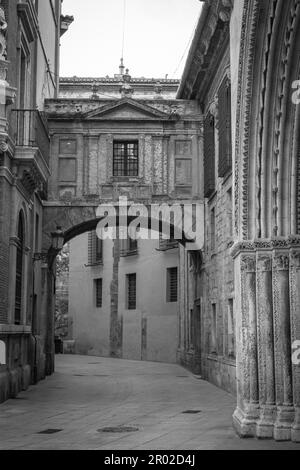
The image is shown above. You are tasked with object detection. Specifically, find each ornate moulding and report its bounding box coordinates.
[230,236,300,258]
[177,0,232,101]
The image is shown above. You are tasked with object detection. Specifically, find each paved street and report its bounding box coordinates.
[0,355,299,450]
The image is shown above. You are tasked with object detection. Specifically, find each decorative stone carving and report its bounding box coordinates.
[0,139,8,153]
[90,82,99,100]
[290,250,300,268]
[0,5,7,61]
[208,97,218,119]
[241,255,256,272]
[257,256,272,272]
[273,253,289,271]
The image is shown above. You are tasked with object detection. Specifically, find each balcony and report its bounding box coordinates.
[10,109,51,197]
[158,237,179,251]
[12,109,50,165]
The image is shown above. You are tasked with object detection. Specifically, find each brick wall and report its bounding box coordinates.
[0,178,11,323]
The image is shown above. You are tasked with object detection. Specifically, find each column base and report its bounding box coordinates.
[256,405,276,439]
[233,405,260,438]
[292,407,300,443]
[274,406,294,441]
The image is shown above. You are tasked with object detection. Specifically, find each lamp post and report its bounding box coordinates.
[32,226,65,376]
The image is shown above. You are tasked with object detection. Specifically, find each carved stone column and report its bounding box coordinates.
[273,252,294,441]
[233,252,259,437]
[256,254,276,438]
[290,249,300,442]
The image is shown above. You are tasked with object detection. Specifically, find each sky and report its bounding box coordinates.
[60,0,202,79]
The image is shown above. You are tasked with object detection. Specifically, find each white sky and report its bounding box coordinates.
[60,0,202,79]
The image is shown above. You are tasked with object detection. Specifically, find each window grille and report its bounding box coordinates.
[113,141,139,177]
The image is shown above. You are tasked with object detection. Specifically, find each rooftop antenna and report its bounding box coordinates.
[120,0,127,75]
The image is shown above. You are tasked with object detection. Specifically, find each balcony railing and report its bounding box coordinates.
[11,109,50,165]
[158,238,179,251]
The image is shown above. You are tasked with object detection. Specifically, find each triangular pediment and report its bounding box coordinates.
[84,98,169,121]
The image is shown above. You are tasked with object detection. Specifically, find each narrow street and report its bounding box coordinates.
[0,355,298,450]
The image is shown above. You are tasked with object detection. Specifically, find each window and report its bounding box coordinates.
[35,213,39,252]
[175,159,192,185]
[227,188,233,237]
[88,231,103,265]
[204,113,216,198]
[158,233,178,251]
[227,299,235,358]
[120,237,138,257]
[15,213,24,325]
[211,303,217,354]
[167,267,178,303]
[210,208,216,252]
[127,274,136,310]
[59,139,77,155]
[95,279,103,308]
[113,141,139,177]
[218,76,232,177]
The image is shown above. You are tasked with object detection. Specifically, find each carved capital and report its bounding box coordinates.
[273,253,289,271]
[290,251,300,269]
[257,256,272,272]
[241,255,256,273]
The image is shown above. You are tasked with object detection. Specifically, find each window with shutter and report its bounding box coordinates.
[95,278,103,308]
[127,273,136,310]
[15,213,24,325]
[218,76,232,177]
[204,112,216,198]
[167,267,178,303]
[88,231,103,265]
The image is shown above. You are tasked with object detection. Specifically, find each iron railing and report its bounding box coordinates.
[11,109,50,165]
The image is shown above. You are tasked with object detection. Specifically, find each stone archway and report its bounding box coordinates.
[41,201,204,377]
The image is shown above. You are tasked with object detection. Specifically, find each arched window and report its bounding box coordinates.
[15,212,24,325]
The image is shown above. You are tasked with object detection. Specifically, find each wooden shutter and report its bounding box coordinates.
[95,279,102,308]
[204,112,216,198]
[88,231,103,265]
[127,273,136,310]
[167,267,178,302]
[218,77,232,177]
[15,215,24,325]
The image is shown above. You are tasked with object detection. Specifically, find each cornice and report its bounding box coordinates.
[177,0,232,100]
[230,236,300,258]
[17,2,38,43]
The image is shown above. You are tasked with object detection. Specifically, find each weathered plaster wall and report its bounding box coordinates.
[68,235,179,363]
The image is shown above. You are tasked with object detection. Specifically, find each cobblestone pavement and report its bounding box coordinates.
[0,355,299,450]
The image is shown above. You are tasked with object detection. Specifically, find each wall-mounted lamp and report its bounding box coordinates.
[33,226,65,263]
